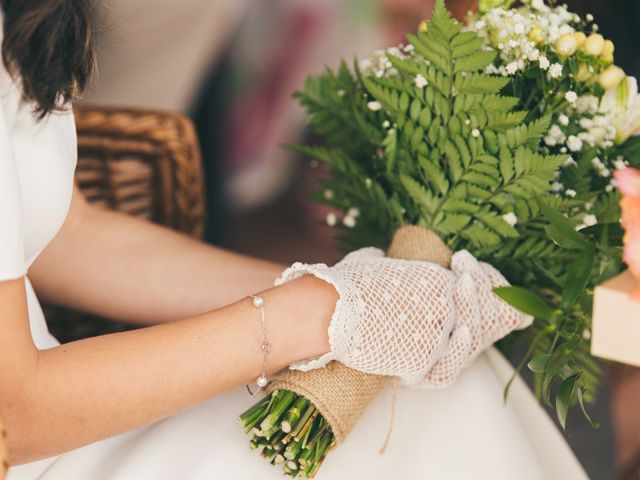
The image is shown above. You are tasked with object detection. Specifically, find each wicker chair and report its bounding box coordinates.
[45,107,206,342]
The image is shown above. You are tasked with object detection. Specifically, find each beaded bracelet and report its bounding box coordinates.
[246,295,271,395]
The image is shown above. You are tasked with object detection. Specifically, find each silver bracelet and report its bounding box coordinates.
[246,295,271,395]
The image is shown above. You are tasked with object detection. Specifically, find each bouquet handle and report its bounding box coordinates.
[265,225,452,444]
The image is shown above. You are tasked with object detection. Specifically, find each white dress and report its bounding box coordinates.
[1,31,588,480]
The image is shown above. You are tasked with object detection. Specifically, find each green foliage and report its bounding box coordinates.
[294,0,617,428]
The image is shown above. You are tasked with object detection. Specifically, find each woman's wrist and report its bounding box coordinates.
[261,275,337,375]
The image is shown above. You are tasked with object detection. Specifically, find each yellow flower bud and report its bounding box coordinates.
[576,63,593,82]
[573,31,587,49]
[556,34,578,57]
[528,27,544,45]
[598,65,625,90]
[583,33,605,56]
[601,39,615,63]
[418,20,428,33]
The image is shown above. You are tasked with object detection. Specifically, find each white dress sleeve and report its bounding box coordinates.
[0,98,26,280]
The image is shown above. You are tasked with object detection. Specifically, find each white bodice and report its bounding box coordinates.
[0,20,76,349]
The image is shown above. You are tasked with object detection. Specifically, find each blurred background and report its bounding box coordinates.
[79,1,639,478]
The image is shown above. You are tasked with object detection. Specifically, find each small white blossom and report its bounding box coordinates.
[337,89,346,97]
[613,157,628,170]
[567,135,583,151]
[528,49,540,61]
[382,120,390,129]
[414,74,428,88]
[586,13,594,22]
[471,128,481,138]
[563,156,577,167]
[583,214,597,227]
[326,212,337,227]
[323,189,334,200]
[343,215,356,228]
[502,212,519,226]
[551,181,564,192]
[347,207,360,218]
[367,101,382,111]
[506,62,519,75]
[565,91,578,104]
[549,63,563,79]
[565,189,577,197]
[558,114,570,126]
[539,56,550,70]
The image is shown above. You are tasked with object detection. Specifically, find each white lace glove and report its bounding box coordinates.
[276,247,532,387]
[418,250,533,388]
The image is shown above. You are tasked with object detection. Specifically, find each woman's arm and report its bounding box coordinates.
[0,274,336,464]
[29,187,284,324]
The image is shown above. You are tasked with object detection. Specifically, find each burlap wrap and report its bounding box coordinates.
[265,225,453,444]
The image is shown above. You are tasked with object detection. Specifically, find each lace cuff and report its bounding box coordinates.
[275,262,353,371]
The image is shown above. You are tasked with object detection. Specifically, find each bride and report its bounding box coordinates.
[2,1,587,479]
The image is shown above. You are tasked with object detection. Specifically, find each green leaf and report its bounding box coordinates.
[561,252,595,309]
[556,373,579,430]
[493,286,555,321]
[576,387,600,428]
[580,222,624,248]
[537,197,591,251]
[528,354,552,373]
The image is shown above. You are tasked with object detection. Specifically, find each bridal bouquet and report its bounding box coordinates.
[239,0,640,476]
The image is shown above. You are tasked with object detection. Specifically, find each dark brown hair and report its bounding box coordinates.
[1,0,95,118]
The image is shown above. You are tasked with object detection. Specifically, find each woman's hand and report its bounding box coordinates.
[276,247,531,386]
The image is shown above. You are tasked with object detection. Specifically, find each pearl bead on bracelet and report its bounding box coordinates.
[246,295,270,395]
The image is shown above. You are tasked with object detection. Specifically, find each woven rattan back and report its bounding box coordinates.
[74,107,205,238]
[45,107,205,343]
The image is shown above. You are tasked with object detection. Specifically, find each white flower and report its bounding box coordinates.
[323,189,334,200]
[579,118,593,129]
[343,215,356,228]
[539,56,550,70]
[567,135,583,151]
[575,96,599,114]
[599,76,640,143]
[583,214,597,227]
[414,74,428,88]
[326,212,337,227]
[558,114,570,126]
[551,181,564,192]
[506,62,519,75]
[502,212,519,226]
[347,207,360,218]
[563,156,577,167]
[565,189,577,197]
[367,101,382,111]
[471,128,481,138]
[549,63,563,79]
[337,89,346,97]
[565,91,578,104]
[613,157,628,170]
[528,49,540,61]
[359,59,372,71]
[548,125,565,141]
